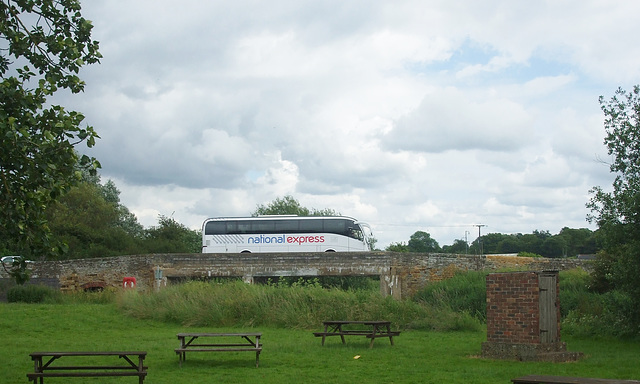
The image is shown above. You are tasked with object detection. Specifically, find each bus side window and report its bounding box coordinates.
[206,222,227,235]
[254,220,275,234]
[236,221,251,234]
[300,219,322,233]
[324,219,346,236]
[226,222,238,234]
[276,220,298,233]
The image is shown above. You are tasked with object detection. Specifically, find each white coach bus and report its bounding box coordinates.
[202,216,373,253]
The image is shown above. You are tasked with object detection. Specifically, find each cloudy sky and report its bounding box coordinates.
[61,1,639,249]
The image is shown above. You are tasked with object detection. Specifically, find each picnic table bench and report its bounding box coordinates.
[27,351,147,384]
[175,332,262,367]
[313,320,400,348]
[512,375,640,384]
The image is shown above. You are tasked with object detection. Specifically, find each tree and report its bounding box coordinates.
[587,85,640,333]
[557,227,598,256]
[496,236,521,254]
[540,236,566,258]
[0,1,101,262]
[441,239,468,254]
[386,242,409,252]
[519,233,544,255]
[479,233,509,254]
[408,231,440,253]
[45,181,143,259]
[252,195,340,216]
[98,179,144,239]
[143,215,201,254]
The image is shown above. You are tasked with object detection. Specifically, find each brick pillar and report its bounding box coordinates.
[481,271,581,362]
[486,271,541,344]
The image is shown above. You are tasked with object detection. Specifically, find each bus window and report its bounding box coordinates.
[324,219,346,235]
[206,221,226,235]
[253,220,275,234]
[276,220,298,233]
[237,221,252,234]
[299,219,321,233]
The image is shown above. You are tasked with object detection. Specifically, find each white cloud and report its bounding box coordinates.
[58,0,640,249]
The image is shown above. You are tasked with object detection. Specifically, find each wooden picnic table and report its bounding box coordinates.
[27,351,147,384]
[313,320,400,348]
[175,332,262,367]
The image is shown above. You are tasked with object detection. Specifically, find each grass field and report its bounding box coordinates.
[2,302,639,384]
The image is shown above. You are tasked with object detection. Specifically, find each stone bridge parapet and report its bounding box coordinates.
[3,252,589,299]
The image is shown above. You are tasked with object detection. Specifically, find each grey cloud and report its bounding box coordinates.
[383,89,534,154]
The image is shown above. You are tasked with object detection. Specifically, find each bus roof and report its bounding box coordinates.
[204,215,360,221]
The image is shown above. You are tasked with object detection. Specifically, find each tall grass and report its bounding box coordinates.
[6,284,118,304]
[558,268,602,318]
[108,268,640,336]
[116,280,482,331]
[7,267,637,337]
[412,270,488,321]
[6,284,62,303]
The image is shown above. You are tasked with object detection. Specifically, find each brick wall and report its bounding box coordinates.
[485,272,542,344]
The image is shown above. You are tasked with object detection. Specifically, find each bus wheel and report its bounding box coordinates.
[324,249,336,252]
[240,250,251,253]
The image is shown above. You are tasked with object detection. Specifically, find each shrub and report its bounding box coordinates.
[559,269,640,337]
[59,288,118,304]
[558,269,598,318]
[562,290,638,338]
[517,251,543,258]
[7,284,61,303]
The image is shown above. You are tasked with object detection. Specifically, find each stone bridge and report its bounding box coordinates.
[4,252,588,299]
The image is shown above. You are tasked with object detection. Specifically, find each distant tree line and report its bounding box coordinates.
[4,172,201,260]
[385,228,599,258]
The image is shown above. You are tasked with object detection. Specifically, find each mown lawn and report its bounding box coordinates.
[1,303,639,384]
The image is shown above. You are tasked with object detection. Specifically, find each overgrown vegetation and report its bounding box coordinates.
[261,276,380,291]
[116,279,482,332]
[413,271,488,322]
[6,285,60,303]
[410,268,640,338]
[5,284,117,304]
[559,269,638,337]
[5,268,640,339]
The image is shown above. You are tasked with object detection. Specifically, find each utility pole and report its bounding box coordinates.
[464,231,470,254]
[474,224,487,255]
